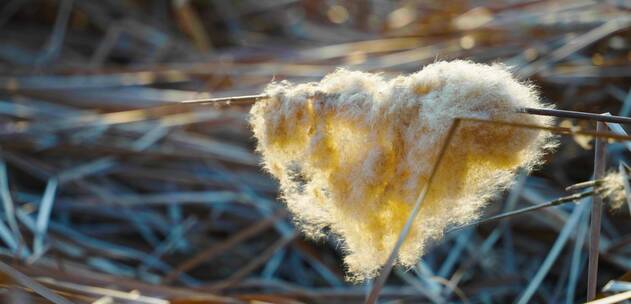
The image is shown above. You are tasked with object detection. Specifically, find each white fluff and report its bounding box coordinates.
[250,60,556,281]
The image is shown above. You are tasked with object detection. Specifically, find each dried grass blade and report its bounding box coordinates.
[515,197,588,304]
[0,160,22,245]
[0,260,73,304]
[33,178,58,256]
[585,290,631,304]
[587,121,607,301]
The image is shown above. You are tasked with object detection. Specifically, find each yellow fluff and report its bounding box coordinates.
[600,171,629,211]
[249,60,555,281]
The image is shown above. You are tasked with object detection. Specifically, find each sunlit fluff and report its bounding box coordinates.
[249,60,556,281]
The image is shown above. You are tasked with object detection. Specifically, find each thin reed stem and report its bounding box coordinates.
[3,93,631,137]
[587,121,607,301]
[180,94,631,125]
[519,108,631,125]
[566,180,601,191]
[179,94,269,106]
[448,190,595,233]
[364,119,462,304]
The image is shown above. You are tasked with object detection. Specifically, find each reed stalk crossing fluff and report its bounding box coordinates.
[249,60,556,281]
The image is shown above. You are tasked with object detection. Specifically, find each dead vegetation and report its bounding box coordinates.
[0,0,630,303]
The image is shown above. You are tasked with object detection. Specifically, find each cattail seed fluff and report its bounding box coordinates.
[249,60,556,281]
[600,171,629,211]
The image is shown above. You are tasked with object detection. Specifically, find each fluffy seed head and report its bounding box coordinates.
[599,171,629,211]
[249,60,556,281]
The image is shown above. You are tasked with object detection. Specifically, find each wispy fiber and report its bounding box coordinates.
[250,60,556,281]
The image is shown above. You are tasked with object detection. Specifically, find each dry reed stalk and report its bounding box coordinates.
[587,121,607,301]
[448,190,595,233]
[6,93,631,138]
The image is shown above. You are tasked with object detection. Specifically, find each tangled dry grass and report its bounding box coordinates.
[1,1,630,303]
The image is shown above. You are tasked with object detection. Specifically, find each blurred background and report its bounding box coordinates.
[0,0,630,303]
